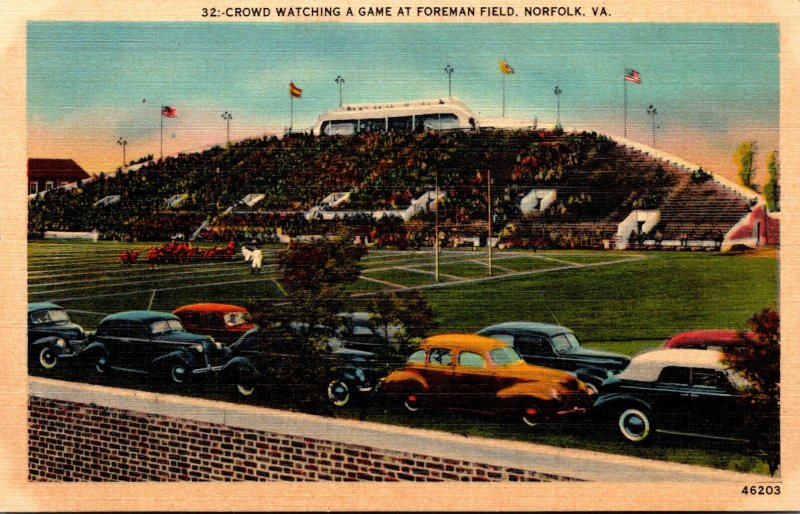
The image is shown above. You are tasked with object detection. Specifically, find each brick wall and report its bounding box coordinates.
[28,396,577,482]
[28,378,761,483]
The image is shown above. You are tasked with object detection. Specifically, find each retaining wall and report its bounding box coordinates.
[28,377,759,482]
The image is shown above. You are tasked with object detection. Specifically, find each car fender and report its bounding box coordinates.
[80,341,108,359]
[379,370,428,394]
[152,350,193,370]
[30,335,71,358]
[574,366,612,386]
[592,393,652,414]
[220,356,259,377]
[496,382,550,403]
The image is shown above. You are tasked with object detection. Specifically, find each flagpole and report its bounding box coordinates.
[290,95,293,134]
[623,75,628,138]
[160,109,164,159]
[502,74,506,118]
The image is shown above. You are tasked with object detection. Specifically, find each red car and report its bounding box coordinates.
[173,303,256,344]
[662,329,756,351]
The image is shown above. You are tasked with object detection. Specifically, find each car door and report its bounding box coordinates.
[514,333,560,369]
[454,350,497,411]
[651,366,693,432]
[123,321,152,370]
[688,368,740,436]
[419,347,455,404]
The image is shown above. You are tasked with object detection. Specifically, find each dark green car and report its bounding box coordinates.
[28,302,88,370]
[81,310,258,396]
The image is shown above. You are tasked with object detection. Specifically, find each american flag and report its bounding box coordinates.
[161,105,177,117]
[624,68,641,84]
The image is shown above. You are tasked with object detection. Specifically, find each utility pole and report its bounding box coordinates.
[487,168,492,276]
[434,168,440,282]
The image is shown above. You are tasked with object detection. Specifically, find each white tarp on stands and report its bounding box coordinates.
[44,230,99,241]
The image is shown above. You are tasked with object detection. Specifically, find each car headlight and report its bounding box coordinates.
[56,338,66,348]
[549,387,562,400]
[193,344,204,353]
[355,368,366,381]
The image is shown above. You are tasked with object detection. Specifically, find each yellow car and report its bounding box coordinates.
[379,333,595,426]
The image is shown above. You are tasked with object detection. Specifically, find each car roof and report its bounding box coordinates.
[664,329,755,345]
[618,349,728,382]
[173,303,249,314]
[28,302,63,312]
[478,321,572,337]
[421,333,510,352]
[101,310,179,323]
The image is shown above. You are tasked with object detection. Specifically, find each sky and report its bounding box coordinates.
[27,22,779,182]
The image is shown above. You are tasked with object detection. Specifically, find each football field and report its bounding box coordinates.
[27,239,779,473]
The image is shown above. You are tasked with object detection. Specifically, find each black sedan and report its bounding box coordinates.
[28,302,88,370]
[477,321,630,390]
[81,310,258,395]
[228,326,382,408]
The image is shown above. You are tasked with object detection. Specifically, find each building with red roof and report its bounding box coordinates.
[28,158,90,195]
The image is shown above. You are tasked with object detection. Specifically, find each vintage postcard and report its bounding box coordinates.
[1,0,798,511]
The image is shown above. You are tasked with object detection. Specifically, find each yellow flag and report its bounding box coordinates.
[499,59,514,74]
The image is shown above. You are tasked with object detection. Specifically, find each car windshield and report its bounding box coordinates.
[150,319,185,335]
[224,312,251,327]
[552,333,581,353]
[489,347,524,366]
[30,308,70,325]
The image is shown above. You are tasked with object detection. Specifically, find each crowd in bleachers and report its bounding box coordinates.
[28,128,753,250]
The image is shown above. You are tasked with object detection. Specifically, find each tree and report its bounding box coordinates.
[734,141,758,190]
[251,236,367,412]
[764,151,780,211]
[368,290,438,371]
[724,308,780,475]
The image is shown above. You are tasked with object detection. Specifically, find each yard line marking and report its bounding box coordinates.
[65,309,111,316]
[468,260,514,273]
[47,276,284,303]
[351,255,646,297]
[398,266,462,280]
[358,276,406,289]
[29,263,279,288]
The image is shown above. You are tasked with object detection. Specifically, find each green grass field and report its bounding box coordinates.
[27,240,779,474]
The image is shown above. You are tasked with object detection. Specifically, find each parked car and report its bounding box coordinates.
[227,326,382,407]
[81,311,258,395]
[173,303,256,344]
[662,329,756,351]
[378,334,595,426]
[334,312,403,352]
[477,322,630,391]
[592,349,750,444]
[28,302,88,370]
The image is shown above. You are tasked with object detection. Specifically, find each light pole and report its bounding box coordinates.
[221,111,233,144]
[444,65,454,98]
[116,137,127,169]
[335,75,345,106]
[554,86,562,127]
[647,104,658,147]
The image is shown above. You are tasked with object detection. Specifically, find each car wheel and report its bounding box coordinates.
[327,379,351,408]
[94,354,109,374]
[521,402,543,428]
[170,363,189,384]
[618,407,653,443]
[236,369,256,396]
[38,347,58,370]
[402,388,422,414]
